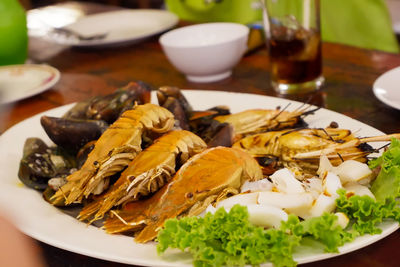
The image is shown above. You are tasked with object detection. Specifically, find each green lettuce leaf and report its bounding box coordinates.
[299,213,354,253]
[157,207,356,267]
[336,189,400,235]
[370,138,400,201]
[157,205,300,267]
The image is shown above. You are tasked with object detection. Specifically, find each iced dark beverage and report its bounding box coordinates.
[262,0,323,94]
[269,25,322,85]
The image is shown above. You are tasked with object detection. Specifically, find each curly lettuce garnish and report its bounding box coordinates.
[157,205,300,267]
[298,213,355,252]
[370,138,400,201]
[157,206,354,267]
[336,189,400,235]
[335,138,400,235]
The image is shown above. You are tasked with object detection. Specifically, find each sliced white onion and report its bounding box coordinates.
[303,177,323,199]
[333,160,373,185]
[323,172,342,197]
[269,168,305,194]
[344,182,376,200]
[317,154,333,176]
[215,192,259,210]
[258,191,313,209]
[258,191,314,219]
[246,204,288,228]
[308,194,336,218]
[241,178,273,193]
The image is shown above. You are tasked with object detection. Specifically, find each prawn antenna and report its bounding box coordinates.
[374,142,391,153]
[271,102,291,120]
[301,106,321,117]
[319,128,335,142]
[293,102,307,112]
[337,153,344,162]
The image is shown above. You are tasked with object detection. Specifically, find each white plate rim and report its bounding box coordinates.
[0,90,397,266]
[373,66,400,110]
[0,64,60,105]
[43,9,179,47]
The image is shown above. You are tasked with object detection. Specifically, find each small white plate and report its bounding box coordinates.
[373,66,400,110]
[37,9,179,48]
[0,64,60,105]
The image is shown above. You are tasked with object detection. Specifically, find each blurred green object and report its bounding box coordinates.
[321,0,399,53]
[165,0,399,53]
[165,0,262,25]
[0,0,28,66]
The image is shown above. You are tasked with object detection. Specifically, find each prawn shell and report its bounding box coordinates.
[103,147,263,243]
[78,130,207,222]
[50,104,175,205]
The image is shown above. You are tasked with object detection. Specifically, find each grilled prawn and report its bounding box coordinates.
[233,128,400,176]
[78,130,207,222]
[213,105,317,140]
[103,147,263,243]
[50,104,175,205]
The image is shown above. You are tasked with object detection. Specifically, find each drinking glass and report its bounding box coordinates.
[261,0,324,94]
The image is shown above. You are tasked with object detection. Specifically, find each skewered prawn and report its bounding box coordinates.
[103,147,263,243]
[50,104,175,205]
[78,130,207,222]
[213,104,317,140]
[233,128,400,176]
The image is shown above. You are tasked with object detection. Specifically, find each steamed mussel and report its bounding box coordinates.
[21,81,154,191]
[189,106,234,147]
[18,138,76,190]
[40,81,153,154]
[156,86,234,147]
[40,116,108,154]
[63,81,152,123]
[157,86,192,130]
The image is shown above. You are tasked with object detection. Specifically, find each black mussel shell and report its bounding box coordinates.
[62,100,91,121]
[18,138,76,190]
[40,116,108,154]
[207,123,234,148]
[207,105,231,116]
[157,86,193,115]
[63,81,153,124]
[160,96,190,130]
[22,137,48,157]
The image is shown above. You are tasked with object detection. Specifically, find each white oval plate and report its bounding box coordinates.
[0,90,397,266]
[373,66,400,110]
[41,9,178,48]
[0,64,60,105]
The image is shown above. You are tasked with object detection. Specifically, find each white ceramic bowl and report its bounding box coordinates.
[159,22,249,83]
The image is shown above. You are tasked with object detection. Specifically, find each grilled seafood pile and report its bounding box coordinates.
[103,146,263,243]
[17,82,400,245]
[41,81,152,154]
[78,130,207,223]
[50,103,175,206]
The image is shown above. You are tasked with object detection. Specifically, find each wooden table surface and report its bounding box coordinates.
[2,1,400,267]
